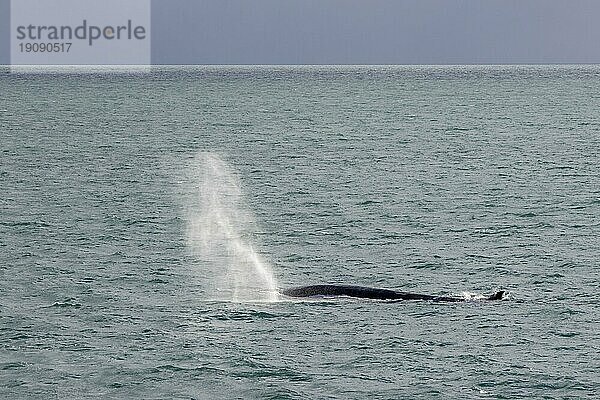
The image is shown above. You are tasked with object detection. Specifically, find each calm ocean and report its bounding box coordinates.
[1,66,598,399]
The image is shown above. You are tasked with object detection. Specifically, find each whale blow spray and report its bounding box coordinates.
[184,152,278,302]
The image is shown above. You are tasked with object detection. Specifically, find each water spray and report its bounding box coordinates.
[184,152,278,302]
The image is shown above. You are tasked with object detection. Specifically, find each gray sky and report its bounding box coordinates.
[151,0,600,64]
[0,0,7,64]
[2,0,600,65]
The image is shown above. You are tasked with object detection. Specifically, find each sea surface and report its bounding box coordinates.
[1,65,599,399]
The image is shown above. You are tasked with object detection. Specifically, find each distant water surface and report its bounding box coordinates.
[0,65,599,399]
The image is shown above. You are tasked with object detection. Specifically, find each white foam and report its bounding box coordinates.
[459,291,487,301]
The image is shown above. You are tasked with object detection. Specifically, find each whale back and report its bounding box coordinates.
[282,284,402,300]
[282,284,506,302]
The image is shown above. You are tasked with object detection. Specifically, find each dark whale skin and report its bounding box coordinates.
[282,284,505,302]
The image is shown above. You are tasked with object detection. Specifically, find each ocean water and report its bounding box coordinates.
[0,65,599,399]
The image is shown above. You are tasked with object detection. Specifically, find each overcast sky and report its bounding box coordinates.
[0,0,7,63]
[2,0,600,64]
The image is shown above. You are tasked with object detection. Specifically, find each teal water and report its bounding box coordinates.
[1,66,599,399]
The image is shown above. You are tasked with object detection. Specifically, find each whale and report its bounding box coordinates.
[282,284,505,302]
